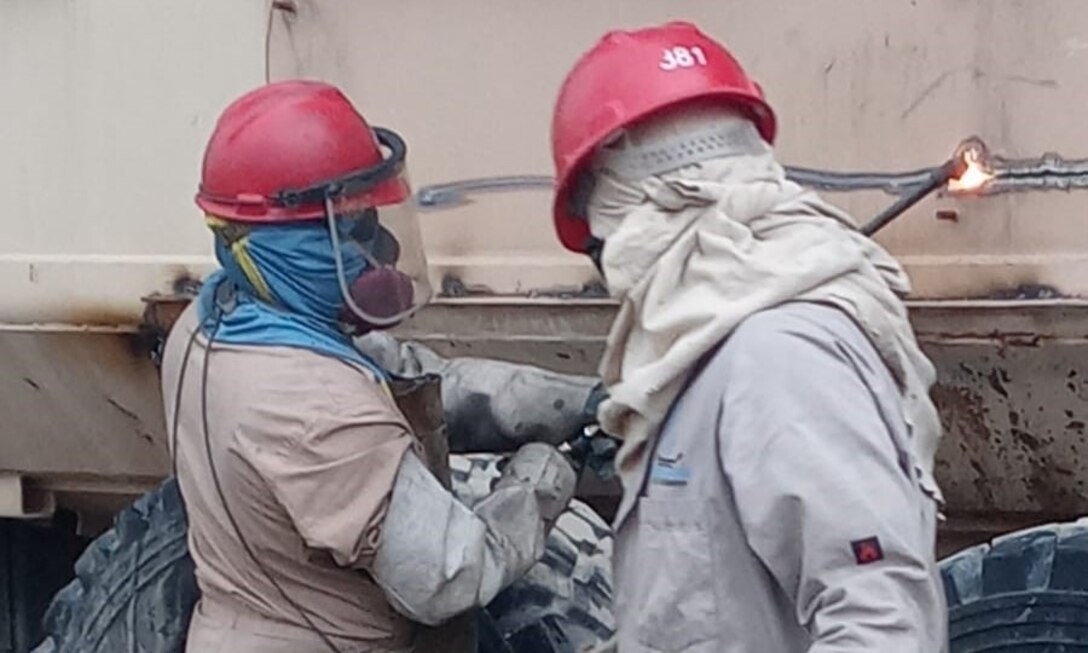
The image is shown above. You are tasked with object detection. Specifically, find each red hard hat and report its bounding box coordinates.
[551,22,777,252]
[197,80,409,222]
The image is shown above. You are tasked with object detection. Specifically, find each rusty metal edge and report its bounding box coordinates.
[8,295,1088,341]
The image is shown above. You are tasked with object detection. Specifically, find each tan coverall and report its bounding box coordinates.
[162,307,417,652]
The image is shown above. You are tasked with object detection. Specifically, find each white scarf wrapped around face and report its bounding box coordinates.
[588,115,943,525]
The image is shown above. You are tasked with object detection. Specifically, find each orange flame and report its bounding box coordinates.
[947,147,994,193]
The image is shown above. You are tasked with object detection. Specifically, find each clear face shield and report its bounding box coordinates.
[327,193,432,331]
[277,127,432,331]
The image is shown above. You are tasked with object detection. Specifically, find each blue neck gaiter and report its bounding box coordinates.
[196,219,386,379]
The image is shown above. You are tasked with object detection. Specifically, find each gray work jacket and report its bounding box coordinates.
[612,302,948,653]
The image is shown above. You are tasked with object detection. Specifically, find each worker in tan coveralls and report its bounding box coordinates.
[548,22,949,652]
[161,80,576,652]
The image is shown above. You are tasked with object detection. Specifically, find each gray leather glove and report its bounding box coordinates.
[496,443,577,525]
[356,333,599,452]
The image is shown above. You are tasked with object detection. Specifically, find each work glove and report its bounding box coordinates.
[495,443,577,527]
[581,381,609,427]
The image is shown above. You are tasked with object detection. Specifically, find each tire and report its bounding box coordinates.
[941,518,1088,652]
[453,453,615,653]
[483,500,614,653]
[35,456,614,653]
[32,479,197,653]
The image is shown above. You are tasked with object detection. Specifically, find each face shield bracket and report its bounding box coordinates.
[274,127,408,209]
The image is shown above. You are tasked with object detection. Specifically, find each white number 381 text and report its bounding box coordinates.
[659,46,708,71]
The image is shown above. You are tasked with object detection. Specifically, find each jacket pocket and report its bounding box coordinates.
[632,498,719,651]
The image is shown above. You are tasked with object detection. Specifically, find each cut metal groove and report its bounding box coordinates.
[416,149,1088,209]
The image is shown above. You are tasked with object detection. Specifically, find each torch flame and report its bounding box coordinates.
[947,146,995,193]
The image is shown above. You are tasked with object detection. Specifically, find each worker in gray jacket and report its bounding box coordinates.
[547,22,948,652]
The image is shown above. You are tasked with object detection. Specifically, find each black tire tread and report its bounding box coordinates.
[941,519,1088,652]
[943,519,1088,607]
[31,479,197,653]
[452,454,615,653]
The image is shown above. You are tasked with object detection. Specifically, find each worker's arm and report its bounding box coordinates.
[719,308,946,652]
[248,377,576,626]
[372,443,576,625]
[357,332,600,452]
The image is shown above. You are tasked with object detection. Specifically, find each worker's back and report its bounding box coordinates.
[612,302,947,653]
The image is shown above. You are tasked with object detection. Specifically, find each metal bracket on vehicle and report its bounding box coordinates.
[0,473,55,519]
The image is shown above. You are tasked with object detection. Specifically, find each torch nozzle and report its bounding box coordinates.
[861,137,993,236]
